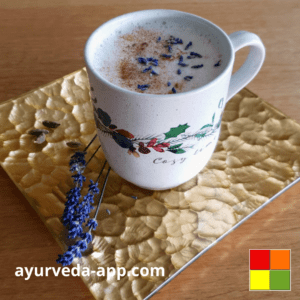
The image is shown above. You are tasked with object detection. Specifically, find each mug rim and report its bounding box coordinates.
[84,9,235,98]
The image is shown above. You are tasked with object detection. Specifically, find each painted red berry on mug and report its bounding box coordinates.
[152,146,164,152]
[147,138,157,147]
[159,142,170,147]
[138,144,151,154]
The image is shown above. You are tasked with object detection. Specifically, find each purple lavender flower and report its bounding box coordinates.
[137,84,150,91]
[214,60,221,67]
[149,59,159,66]
[56,232,92,266]
[142,66,152,73]
[62,187,82,227]
[68,222,83,239]
[178,62,189,67]
[56,251,74,267]
[80,232,92,244]
[191,64,204,69]
[138,57,147,64]
[185,41,192,50]
[57,151,102,266]
[160,54,172,58]
[190,52,202,58]
[71,173,86,188]
[87,219,98,230]
[69,151,86,173]
[75,239,88,252]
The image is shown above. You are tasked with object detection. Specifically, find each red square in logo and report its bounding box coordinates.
[250,250,270,270]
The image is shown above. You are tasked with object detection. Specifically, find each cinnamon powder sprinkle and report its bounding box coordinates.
[108,28,220,94]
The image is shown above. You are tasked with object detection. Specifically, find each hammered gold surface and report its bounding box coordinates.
[1,68,300,300]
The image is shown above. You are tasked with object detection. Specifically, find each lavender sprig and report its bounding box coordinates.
[56,164,110,267]
[57,178,102,265]
[60,167,111,267]
[57,143,111,266]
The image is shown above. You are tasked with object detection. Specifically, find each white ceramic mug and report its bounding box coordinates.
[84,9,265,190]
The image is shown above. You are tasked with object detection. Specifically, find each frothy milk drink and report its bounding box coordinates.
[85,10,265,189]
[91,21,224,94]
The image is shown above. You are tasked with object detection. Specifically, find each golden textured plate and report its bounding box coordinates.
[0,68,300,300]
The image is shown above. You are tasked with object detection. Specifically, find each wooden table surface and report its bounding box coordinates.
[1,1,299,299]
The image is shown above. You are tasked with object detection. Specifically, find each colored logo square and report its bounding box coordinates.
[270,270,290,290]
[270,250,290,270]
[249,249,291,291]
[250,250,270,270]
[250,270,270,290]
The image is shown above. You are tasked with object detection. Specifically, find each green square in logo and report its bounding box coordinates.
[270,270,290,290]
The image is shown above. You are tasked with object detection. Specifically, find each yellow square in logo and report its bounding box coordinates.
[250,270,270,290]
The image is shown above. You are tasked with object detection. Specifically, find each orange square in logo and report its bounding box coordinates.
[270,250,290,270]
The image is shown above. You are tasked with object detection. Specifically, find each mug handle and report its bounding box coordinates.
[226,31,266,101]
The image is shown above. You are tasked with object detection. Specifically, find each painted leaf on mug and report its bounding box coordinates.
[164,124,190,140]
[97,108,111,126]
[200,124,213,130]
[112,132,133,149]
[92,96,224,158]
[169,143,183,150]
[218,97,224,108]
[195,133,206,138]
[168,148,186,154]
[115,129,134,139]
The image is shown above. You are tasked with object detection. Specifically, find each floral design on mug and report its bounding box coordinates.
[92,93,224,158]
